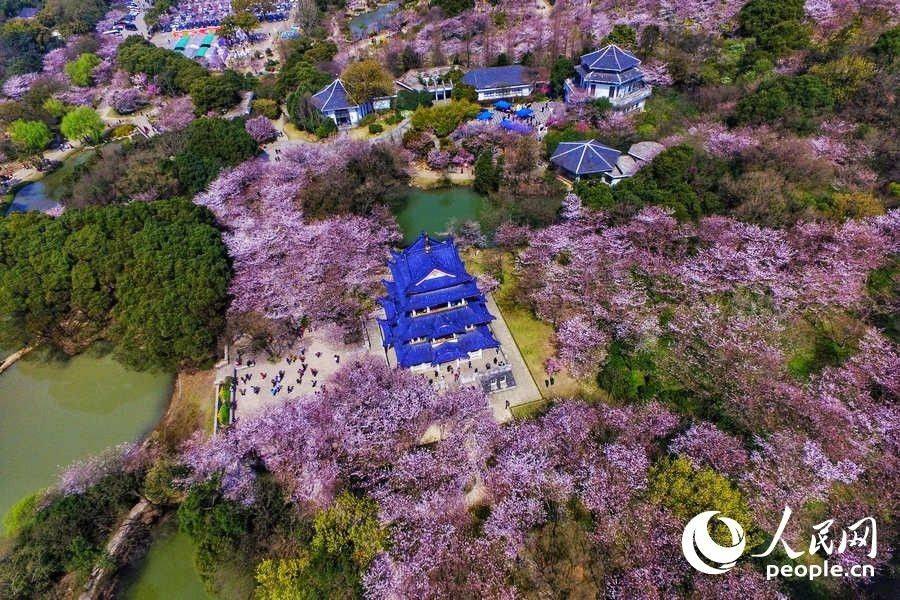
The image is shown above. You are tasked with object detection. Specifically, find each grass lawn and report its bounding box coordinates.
[510,398,549,420]
[152,369,215,451]
[347,116,405,140]
[281,123,320,142]
[465,249,606,404]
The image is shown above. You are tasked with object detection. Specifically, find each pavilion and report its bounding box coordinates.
[311,79,373,128]
[550,139,664,184]
[378,233,500,370]
[564,44,652,112]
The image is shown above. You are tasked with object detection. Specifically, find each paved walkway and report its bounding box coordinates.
[3,142,83,184]
[483,292,542,421]
[223,328,372,422]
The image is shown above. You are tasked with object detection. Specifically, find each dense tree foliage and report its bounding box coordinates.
[254,492,386,598]
[0,466,141,598]
[410,100,479,137]
[0,199,231,370]
[611,144,728,220]
[737,0,808,55]
[0,17,55,76]
[549,56,574,98]
[340,59,393,105]
[429,0,473,17]
[116,35,209,96]
[275,59,331,100]
[63,117,256,204]
[6,118,50,155]
[60,105,104,143]
[733,75,835,132]
[64,52,101,87]
[172,117,259,194]
[189,70,245,115]
[37,0,111,36]
[285,89,335,137]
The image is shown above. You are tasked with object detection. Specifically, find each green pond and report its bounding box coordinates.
[121,520,211,600]
[5,149,94,214]
[395,187,486,243]
[0,348,172,520]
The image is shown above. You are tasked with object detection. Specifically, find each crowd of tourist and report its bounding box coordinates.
[160,0,294,32]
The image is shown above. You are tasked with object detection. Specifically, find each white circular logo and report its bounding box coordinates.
[682,511,746,574]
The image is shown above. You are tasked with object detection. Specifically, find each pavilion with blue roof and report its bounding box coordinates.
[311,79,373,128]
[565,44,651,112]
[378,233,500,370]
[550,139,625,183]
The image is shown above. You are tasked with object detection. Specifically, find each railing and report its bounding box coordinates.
[564,79,651,108]
[608,86,652,107]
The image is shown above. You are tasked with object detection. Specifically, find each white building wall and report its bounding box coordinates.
[475,85,533,101]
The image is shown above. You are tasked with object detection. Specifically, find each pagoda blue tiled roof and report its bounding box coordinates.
[392,326,500,369]
[378,233,500,368]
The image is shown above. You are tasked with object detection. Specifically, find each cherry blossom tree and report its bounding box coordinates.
[245,115,278,144]
[156,96,196,132]
[2,73,39,99]
[194,146,401,332]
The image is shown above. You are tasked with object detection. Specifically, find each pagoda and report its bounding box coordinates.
[378,233,500,370]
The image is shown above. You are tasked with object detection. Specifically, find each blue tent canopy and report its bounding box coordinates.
[494,100,512,110]
[476,110,493,121]
[500,118,532,134]
[515,107,534,118]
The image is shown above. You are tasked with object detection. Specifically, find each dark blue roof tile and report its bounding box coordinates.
[311,79,357,111]
[550,139,622,176]
[575,64,645,85]
[580,44,641,73]
[380,233,500,368]
[461,65,534,90]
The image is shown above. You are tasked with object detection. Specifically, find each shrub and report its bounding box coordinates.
[368,123,384,134]
[217,400,231,428]
[314,119,337,139]
[410,100,480,137]
[252,98,281,119]
[64,52,101,87]
[111,123,135,138]
[2,491,41,537]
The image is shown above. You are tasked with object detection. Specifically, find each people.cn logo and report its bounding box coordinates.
[681,511,747,574]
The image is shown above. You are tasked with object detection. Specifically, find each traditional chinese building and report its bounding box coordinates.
[378,233,500,370]
[550,139,665,184]
[311,79,373,128]
[565,44,651,112]
[461,65,536,101]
